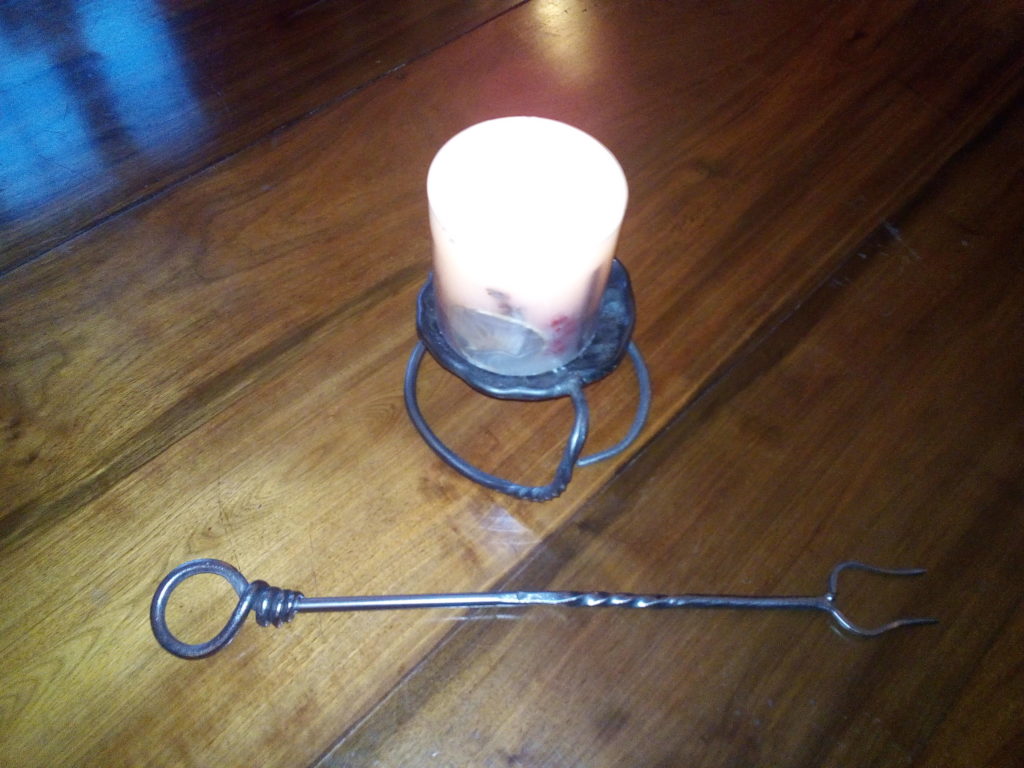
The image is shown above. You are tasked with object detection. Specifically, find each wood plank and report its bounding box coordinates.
[3,0,1020,547]
[323,89,1024,768]
[0,0,523,270]
[0,1,1022,766]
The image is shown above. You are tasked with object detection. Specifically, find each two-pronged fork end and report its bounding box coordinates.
[825,561,939,638]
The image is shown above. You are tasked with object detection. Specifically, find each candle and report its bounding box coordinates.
[427,116,628,376]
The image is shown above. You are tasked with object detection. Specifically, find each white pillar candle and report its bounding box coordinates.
[427,116,629,376]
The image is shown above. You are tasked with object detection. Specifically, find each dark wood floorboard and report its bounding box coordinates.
[0,0,522,270]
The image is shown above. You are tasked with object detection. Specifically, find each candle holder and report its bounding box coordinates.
[404,258,650,501]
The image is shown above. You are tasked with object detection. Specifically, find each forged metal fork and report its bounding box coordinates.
[151,559,937,659]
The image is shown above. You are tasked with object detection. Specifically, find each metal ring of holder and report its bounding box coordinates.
[404,259,651,501]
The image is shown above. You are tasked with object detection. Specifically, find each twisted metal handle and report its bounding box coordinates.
[151,559,936,659]
[522,561,936,636]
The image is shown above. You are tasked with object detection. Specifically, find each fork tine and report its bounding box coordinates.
[826,561,938,637]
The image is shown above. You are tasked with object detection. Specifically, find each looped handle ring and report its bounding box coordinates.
[149,559,302,659]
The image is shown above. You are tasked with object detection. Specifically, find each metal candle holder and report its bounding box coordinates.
[404,259,651,501]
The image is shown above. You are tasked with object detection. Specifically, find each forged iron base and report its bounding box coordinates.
[416,259,638,399]
[404,260,651,501]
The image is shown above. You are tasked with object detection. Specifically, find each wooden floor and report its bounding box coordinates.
[1,1,1022,766]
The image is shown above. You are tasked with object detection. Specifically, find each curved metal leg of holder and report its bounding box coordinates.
[403,340,651,501]
[578,341,651,467]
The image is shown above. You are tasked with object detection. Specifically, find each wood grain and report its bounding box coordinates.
[0,1,1022,766]
[0,0,523,270]
[323,91,1024,768]
[3,0,1020,547]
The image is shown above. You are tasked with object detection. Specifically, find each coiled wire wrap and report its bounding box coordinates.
[249,581,304,627]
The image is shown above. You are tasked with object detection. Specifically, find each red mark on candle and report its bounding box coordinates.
[548,315,579,354]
